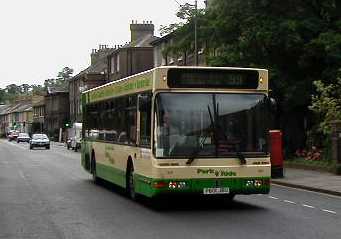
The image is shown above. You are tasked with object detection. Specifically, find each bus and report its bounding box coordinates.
[81,66,272,200]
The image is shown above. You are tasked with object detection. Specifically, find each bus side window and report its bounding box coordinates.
[139,93,152,147]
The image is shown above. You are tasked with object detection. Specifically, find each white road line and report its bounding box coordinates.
[283,200,296,204]
[18,170,26,180]
[302,204,315,209]
[268,196,279,200]
[322,209,337,214]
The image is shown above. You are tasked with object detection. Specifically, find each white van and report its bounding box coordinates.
[67,123,82,152]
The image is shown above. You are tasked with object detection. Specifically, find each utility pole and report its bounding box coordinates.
[194,0,198,66]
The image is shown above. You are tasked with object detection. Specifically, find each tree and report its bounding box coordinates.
[163,0,341,153]
[0,89,5,103]
[159,3,206,57]
[44,67,74,89]
[20,84,32,94]
[57,66,74,81]
[310,70,341,135]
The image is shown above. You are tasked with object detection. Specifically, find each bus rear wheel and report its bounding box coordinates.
[126,164,136,200]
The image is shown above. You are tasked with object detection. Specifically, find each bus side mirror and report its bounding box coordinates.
[138,94,151,112]
[269,97,277,113]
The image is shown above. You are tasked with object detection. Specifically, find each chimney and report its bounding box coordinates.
[90,44,111,66]
[130,20,154,42]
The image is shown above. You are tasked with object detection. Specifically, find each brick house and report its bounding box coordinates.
[107,21,159,82]
[69,44,110,124]
[32,94,45,134]
[45,87,69,141]
[151,32,207,67]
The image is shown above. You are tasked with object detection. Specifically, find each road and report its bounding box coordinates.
[1,139,340,239]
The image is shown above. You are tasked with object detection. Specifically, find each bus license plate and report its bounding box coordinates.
[203,187,230,195]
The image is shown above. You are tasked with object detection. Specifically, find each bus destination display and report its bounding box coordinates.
[167,68,259,89]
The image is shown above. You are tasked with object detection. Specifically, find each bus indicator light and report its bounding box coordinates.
[259,77,264,84]
[153,181,167,188]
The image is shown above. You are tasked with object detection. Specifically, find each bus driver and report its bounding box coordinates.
[156,110,181,156]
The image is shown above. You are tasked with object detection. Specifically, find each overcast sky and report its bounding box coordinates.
[0,0,205,89]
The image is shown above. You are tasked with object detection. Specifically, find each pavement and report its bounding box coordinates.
[272,167,341,196]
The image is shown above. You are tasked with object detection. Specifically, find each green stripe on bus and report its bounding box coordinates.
[88,76,152,103]
[134,174,270,198]
[96,163,126,188]
[92,163,270,198]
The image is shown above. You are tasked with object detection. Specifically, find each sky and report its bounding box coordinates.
[0,0,206,89]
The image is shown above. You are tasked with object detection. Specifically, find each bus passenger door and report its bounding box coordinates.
[136,93,153,174]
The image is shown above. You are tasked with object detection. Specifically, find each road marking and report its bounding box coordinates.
[302,204,315,209]
[283,200,296,204]
[322,209,337,214]
[268,196,279,200]
[18,170,26,180]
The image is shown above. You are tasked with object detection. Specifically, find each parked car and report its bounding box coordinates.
[7,130,19,141]
[17,133,30,143]
[29,134,50,150]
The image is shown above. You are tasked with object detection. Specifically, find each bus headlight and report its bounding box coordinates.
[254,180,262,187]
[246,180,254,187]
[245,179,263,187]
[168,181,187,189]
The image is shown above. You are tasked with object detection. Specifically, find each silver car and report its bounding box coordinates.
[30,134,50,150]
[17,133,30,143]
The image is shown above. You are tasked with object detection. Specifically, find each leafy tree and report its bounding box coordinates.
[57,66,74,81]
[0,89,5,103]
[20,84,32,94]
[31,84,45,94]
[159,3,206,57]
[44,67,74,89]
[310,70,341,135]
[6,84,21,95]
[162,0,341,153]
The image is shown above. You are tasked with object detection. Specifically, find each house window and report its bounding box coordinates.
[116,54,120,72]
[111,56,115,74]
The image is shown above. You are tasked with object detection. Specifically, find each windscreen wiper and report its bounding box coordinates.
[235,145,247,165]
[186,135,207,165]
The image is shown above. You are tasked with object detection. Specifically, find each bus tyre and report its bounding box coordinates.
[126,164,136,200]
[91,157,98,184]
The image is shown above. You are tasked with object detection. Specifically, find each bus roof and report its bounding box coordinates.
[82,66,267,95]
[83,66,268,104]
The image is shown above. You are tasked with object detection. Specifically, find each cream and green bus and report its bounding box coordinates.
[81,66,272,200]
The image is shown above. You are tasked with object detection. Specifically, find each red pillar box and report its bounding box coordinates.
[269,130,284,178]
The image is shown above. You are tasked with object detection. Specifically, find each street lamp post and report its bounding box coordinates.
[194,0,198,66]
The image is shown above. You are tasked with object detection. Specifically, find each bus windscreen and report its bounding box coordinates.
[167,68,259,89]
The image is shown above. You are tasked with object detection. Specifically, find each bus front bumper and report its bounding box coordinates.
[134,175,270,198]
